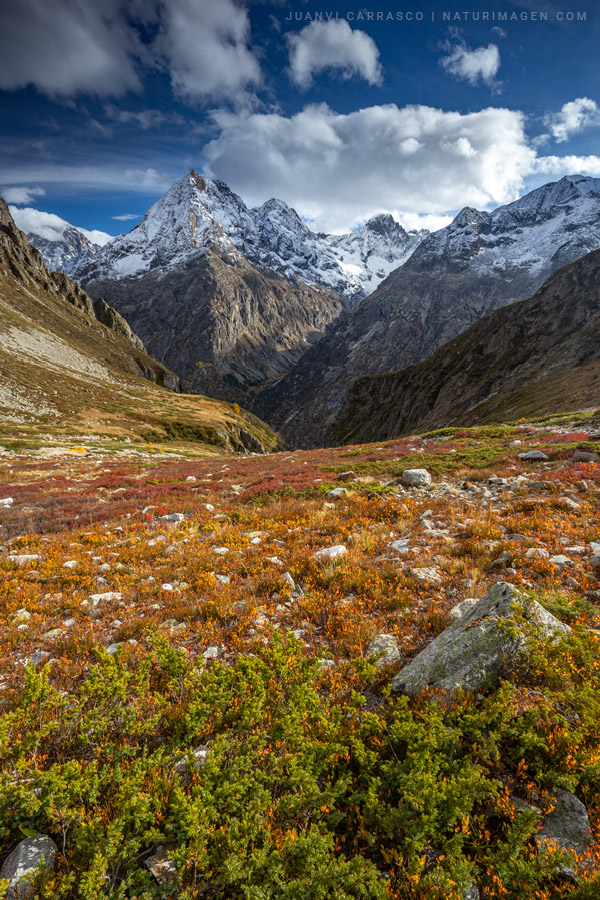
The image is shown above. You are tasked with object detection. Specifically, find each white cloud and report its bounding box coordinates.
[441,42,500,88]
[112,213,140,221]
[205,102,536,232]
[9,206,112,245]
[155,0,261,101]
[545,97,600,143]
[0,0,262,103]
[531,154,600,178]
[1,185,45,204]
[287,19,382,90]
[0,0,142,97]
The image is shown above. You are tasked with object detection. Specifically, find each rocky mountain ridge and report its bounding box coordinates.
[79,170,427,302]
[256,175,600,447]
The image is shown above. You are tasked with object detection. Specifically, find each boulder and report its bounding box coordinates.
[572,451,596,463]
[337,471,356,482]
[326,487,347,501]
[145,846,177,884]
[366,634,401,668]
[536,789,591,857]
[312,545,347,563]
[391,582,570,697]
[518,450,549,461]
[401,468,432,487]
[0,834,57,899]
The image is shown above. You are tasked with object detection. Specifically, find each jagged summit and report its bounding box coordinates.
[78,170,428,301]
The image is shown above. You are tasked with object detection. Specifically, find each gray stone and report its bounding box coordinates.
[145,845,177,884]
[391,582,570,697]
[526,548,549,559]
[312,545,347,563]
[401,468,432,487]
[549,555,573,568]
[409,566,443,585]
[572,451,596,463]
[366,634,401,668]
[160,512,186,524]
[518,450,549,461]
[326,487,347,501]
[536,789,591,857]
[387,538,410,554]
[0,834,57,899]
[337,471,356,482]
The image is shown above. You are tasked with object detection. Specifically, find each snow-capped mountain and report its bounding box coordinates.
[254,174,600,447]
[79,170,426,301]
[8,206,111,277]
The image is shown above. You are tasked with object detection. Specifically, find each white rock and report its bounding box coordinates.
[0,497,14,508]
[401,468,432,487]
[12,609,31,625]
[526,548,549,559]
[203,645,219,659]
[213,547,229,555]
[387,538,410,554]
[326,487,347,500]
[549,555,573,568]
[312,545,347,563]
[62,560,78,569]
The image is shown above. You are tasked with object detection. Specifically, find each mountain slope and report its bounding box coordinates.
[0,199,280,454]
[329,248,600,445]
[256,175,600,447]
[79,170,426,302]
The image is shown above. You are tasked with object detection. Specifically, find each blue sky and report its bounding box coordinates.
[1,0,599,238]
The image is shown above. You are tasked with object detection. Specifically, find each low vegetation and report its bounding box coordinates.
[1,419,600,898]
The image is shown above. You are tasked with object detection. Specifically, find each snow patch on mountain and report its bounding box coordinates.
[413,175,600,280]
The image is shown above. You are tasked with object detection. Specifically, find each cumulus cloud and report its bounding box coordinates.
[8,206,112,244]
[441,42,500,88]
[0,0,142,97]
[155,0,261,101]
[287,20,382,90]
[1,185,45,204]
[205,102,536,232]
[545,97,600,143]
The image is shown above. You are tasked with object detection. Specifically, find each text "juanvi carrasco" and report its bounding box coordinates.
[285,10,587,22]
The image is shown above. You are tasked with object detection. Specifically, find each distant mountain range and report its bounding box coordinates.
[10,171,600,447]
[30,170,428,302]
[254,174,600,445]
[329,246,600,445]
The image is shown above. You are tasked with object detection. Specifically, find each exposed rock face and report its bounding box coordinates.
[256,175,600,447]
[0,198,178,388]
[84,248,344,397]
[536,789,591,857]
[25,224,101,277]
[391,582,570,697]
[0,834,57,899]
[329,248,600,445]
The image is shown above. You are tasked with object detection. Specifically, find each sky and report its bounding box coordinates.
[0,0,599,240]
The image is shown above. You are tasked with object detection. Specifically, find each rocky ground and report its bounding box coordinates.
[1,419,600,898]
